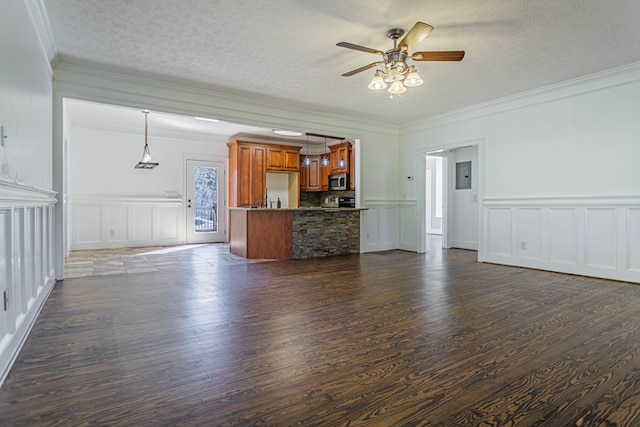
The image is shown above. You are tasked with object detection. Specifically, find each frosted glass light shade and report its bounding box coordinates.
[368,72,387,90]
[404,69,423,87]
[388,80,407,95]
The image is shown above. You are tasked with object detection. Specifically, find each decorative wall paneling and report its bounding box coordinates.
[70,196,184,250]
[0,180,57,386]
[482,197,640,283]
[361,199,400,252]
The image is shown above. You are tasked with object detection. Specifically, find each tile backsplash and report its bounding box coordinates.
[300,190,355,207]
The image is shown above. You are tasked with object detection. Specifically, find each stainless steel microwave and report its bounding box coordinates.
[328,172,349,190]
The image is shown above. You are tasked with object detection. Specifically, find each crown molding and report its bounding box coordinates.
[25,0,57,69]
[402,61,640,135]
[53,63,400,140]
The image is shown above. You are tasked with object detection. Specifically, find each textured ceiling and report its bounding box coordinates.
[44,0,640,126]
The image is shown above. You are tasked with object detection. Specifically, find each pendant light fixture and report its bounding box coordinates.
[135,110,159,169]
[303,134,312,166]
[321,136,330,167]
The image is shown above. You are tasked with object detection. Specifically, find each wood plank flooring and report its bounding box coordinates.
[2,248,640,426]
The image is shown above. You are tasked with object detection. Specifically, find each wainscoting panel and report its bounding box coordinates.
[584,208,617,270]
[132,206,154,242]
[107,204,128,242]
[629,208,640,273]
[548,208,577,265]
[361,199,399,252]
[483,197,640,283]
[0,180,57,386]
[516,208,542,260]
[399,200,418,251]
[74,204,102,244]
[158,205,181,240]
[70,196,184,250]
[487,208,512,257]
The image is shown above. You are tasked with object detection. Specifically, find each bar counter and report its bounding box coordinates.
[229,207,365,259]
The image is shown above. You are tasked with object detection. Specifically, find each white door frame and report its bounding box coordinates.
[417,138,484,261]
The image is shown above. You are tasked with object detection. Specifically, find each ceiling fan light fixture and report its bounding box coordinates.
[388,80,407,96]
[404,68,424,87]
[368,71,387,90]
[384,65,405,82]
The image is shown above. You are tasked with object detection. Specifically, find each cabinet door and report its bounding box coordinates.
[251,146,266,206]
[266,147,284,170]
[237,145,253,207]
[321,163,330,191]
[307,157,321,190]
[349,144,355,190]
[330,145,349,173]
[284,148,300,171]
[300,156,309,190]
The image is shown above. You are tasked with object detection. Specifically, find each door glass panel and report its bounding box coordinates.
[194,166,218,233]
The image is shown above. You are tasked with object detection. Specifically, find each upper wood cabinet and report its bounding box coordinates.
[329,141,351,174]
[228,140,267,208]
[266,146,301,172]
[300,154,331,192]
[229,140,302,207]
[349,141,356,190]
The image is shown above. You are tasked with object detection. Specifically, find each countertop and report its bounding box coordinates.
[229,207,366,212]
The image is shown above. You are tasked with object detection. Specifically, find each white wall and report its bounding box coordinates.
[0,0,57,386]
[0,1,52,188]
[67,123,229,249]
[400,63,640,283]
[265,172,291,208]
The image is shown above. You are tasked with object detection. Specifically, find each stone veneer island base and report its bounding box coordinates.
[229,208,364,259]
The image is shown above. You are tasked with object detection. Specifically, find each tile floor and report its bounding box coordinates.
[64,243,268,278]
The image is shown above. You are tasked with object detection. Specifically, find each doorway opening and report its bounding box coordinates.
[419,142,482,258]
[425,155,444,236]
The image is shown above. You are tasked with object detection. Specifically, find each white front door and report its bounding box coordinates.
[186,160,226,244]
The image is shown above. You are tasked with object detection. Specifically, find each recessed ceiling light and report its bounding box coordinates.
[273,129,303,137]
[194,116,219,122]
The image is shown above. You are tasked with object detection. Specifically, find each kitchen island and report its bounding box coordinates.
[229,207,364,259]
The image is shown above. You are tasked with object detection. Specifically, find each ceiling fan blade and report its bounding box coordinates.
[398,22,434,52]
[336,42,384,55]
[411,51,466,61]
[341,62,383,77]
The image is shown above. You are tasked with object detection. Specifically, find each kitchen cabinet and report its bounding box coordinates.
[330,142,350,174]
[349,141,355,190]
[229,140,301,208]
[228,140,266,207]
[267,146,300,172]
[300,155,330,191]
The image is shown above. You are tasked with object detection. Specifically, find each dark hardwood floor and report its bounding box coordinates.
[2,247,640,426]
